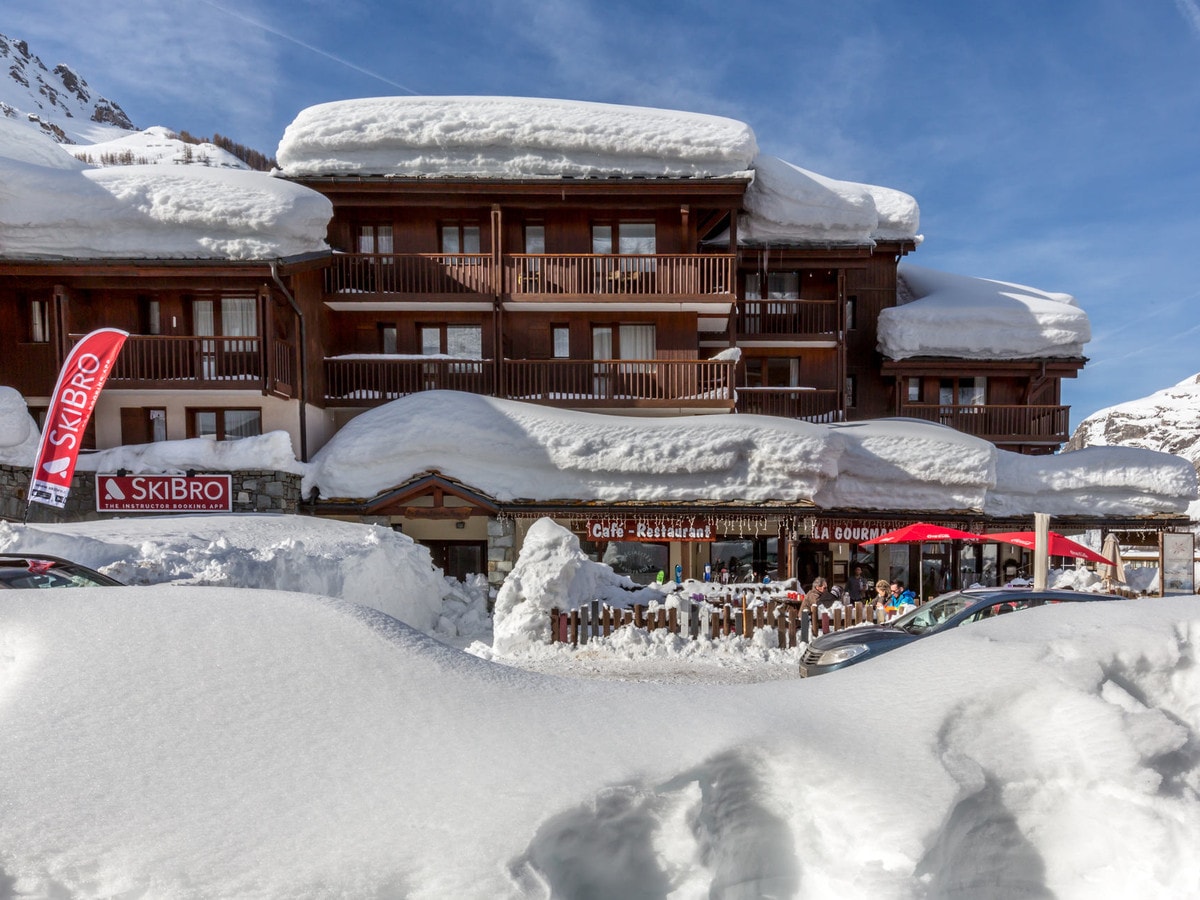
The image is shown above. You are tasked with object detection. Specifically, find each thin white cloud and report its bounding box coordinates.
[1174,0,1200,36]
[197,0,418,94]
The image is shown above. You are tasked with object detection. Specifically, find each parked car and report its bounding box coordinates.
[798,587,1121,677]
[0,553,123,589]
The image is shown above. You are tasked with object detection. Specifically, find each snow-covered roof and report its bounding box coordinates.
[737,155,921,246]
[275,95,759,179]
[301,391,1196,517]
[0,119,331,260]
[275,95,922,246]
[878,263,1091,360]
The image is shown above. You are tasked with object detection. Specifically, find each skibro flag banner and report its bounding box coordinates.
[27,327,128,509]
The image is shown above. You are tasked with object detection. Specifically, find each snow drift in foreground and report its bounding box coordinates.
[1,580,1197,898]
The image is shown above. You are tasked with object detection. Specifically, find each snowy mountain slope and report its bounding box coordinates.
[1068,373,1200,465]
[0,31,134,143]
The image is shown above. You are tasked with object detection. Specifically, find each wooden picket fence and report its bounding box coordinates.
[549,595,892,649]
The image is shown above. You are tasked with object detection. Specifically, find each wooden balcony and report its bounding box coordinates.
[506,254,735,300]
[504,359,735,410]
[321,253,735,301]
[735,299,838,338]
[325,357,736,411]
[82,335,278,392]
[737,387,842,422]
[899,404,1070,445]
[325,253,495,298]
[326,358,496,404]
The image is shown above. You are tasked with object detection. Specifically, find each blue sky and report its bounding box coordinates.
[8,0,1200,423]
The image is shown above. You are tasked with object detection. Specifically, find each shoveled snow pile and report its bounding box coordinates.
[0,385,41,465]
[0,515,450,633]
[0,119,331,260]
[880,263,1091,360]
[491,517,661,654]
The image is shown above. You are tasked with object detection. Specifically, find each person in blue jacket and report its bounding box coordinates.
[888,580,917,606]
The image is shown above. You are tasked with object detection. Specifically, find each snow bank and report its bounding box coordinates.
[76,431,308,476]
[492,518,660,653]
[880,263,1091,360]
[0,385,40,466]
[2,575,1199,897]
[0,119,331,260]
[0,514,446,632]
[275,95,758,179]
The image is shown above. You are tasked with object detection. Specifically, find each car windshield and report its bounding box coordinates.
[0,560,116,588]
[892,591,973,634]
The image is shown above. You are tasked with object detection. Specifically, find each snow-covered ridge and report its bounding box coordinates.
[0,32,135,144]
[878,263,1091,360]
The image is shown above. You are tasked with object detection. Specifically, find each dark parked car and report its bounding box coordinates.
[798,587,1121,677]
[0,553,123,589]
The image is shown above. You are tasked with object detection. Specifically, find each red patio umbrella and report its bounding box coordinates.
[860,523,987,545]
[861,523,986,600]
[985,531,1114,566]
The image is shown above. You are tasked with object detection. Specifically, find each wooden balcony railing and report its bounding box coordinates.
[321,253,733,299]
[84,335,267,389]
[325,357,736,410]
[899,404,1070,444]
[325,358,496,404]
[504,359,735,409]
[737,387,842,422]
[325,253,495,296]
[506,254,735,298]
[735,299,838,337]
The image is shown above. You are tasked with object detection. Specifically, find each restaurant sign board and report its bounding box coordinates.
[585,518,715,542]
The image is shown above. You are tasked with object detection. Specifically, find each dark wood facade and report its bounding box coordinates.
[0,172,1087,456]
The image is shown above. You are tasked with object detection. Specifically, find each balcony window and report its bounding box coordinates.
[421,324,482,359]
[358,225,393,255]
[379,325,397,355]
[743,357,798,388]
[846,295,857,330]
[28,299,49,343]
[907,377,922,403]
[846,374,858,409]
[745,272,800,300]
[441,224,481,255]
[940,376,987,407]
[593,222,656,275]
[552,325,570,359]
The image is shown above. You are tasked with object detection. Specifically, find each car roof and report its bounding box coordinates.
[955,587,1117,605]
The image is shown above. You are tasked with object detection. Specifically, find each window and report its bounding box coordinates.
[846,295,858,330]
[907,377,922,403]
[524,224,545,255]
[745,272,800,300]
[188,408,261,441]
[357,225,394,255]
[419,324,482,358]
[846,374,858,409]
[148,409,167,442]
[552,325,570,359]
[140,297,161,335]
[940,376,987,407]
[593,222,656,276]
[28,299,49,343]
[441,223,481,256]
[379,325,397,355]
[743,357,799,388]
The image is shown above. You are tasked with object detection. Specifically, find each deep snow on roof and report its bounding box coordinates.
[275,95,921,245]
[0,119,331,260]
[879,263,1091,360]
[301,391,1196,516]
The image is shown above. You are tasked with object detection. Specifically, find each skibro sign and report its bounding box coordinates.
[97,474,232,513]
[27,328,128,510]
